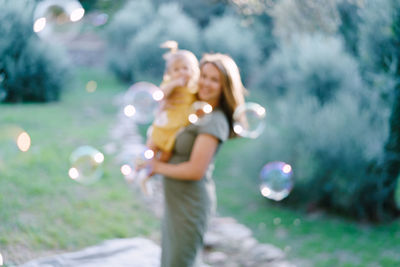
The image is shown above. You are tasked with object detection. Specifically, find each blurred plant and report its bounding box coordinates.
[250,34,389,219]
[105,1,201,83]
[0,0,71,103]
[152,0,228,28]
[356,0,400,220]
[105,0,155,82]
[203,13,262,83]
[336,0,362,56]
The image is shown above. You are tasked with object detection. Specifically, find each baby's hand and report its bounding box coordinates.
[173,76,189,87]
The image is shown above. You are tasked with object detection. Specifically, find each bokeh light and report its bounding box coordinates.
[16,131,31,152]
[86,80,97,93]
[259,161,294,201]
[0,125,32,157]
[123,104,136,117]
[0,252,3,266]
[188,101,213,125]
[121,164,132,176]
[123,82,162,124]
[233,102,266,138]
[33,0,85,43]
[68,146,104,184]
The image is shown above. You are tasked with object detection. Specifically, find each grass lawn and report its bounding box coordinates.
[0,68,159,266]
[1,67,400,267]
[214,137,400,267]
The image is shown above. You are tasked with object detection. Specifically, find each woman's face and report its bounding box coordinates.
[198,63,223,106]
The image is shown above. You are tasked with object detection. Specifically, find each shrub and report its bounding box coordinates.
[105,2,201,84]
[356,0,400,219]
[248,34,388,218]
[105,0,156,82]
[126,2,201,83]
[203,14,262,83]
[0,0,70,103]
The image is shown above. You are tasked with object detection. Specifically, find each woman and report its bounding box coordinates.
[147,53,246,267]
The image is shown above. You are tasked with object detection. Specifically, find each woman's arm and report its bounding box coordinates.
[152,133,219,181]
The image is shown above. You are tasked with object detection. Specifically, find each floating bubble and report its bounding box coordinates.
[121,144,154,195]
[90,12,109,27]
[233,102,266,138]
[123,82,163,124]
[259,161,294,201]
[69,146,104,184]
[33,0,85,44]
[188,101,213,125]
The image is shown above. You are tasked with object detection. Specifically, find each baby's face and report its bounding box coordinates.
[168,59,191,80]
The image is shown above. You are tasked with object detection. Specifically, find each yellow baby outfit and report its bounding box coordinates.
[151,85,197,152]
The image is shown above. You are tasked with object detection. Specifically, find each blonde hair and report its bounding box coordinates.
[160,40,199,92]
[199,53,247,138]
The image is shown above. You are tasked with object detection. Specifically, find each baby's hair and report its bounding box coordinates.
[160,40,178,56]
[160,40,200,92]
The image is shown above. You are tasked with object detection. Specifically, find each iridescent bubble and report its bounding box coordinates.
[121,144,155,195]
[188,101,213,125]
[259,161,294,201]
[69,146,104,184]
[233,102,266,138]
[91,12,109,26]
[33,0,85,44]
[123,82,163,124]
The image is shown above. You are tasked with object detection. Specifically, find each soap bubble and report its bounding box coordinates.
[123,82,163,124]
[69,146,104,184]
[233,102,266,138]
[259,161,294,201]
[188,101,213,125]
[33,0,85,44]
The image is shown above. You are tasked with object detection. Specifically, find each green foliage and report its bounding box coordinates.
[357,0,400,220]
[337,1,361,56]
[253,35,363,103]
[105,1,201,83]
[359,0,400,76]
[126,2,201,82]
[152,0,227,28]
[203,14,262,83]
[105,0,156,82]
[0,0,71,103]
[250,34,388,217]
